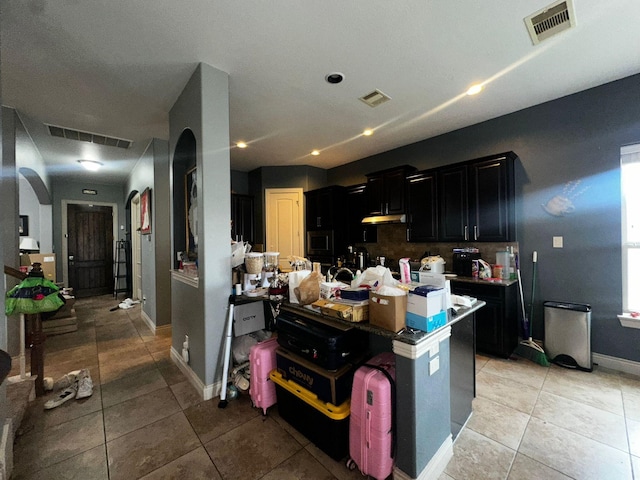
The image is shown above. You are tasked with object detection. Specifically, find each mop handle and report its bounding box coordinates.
[529,251,538,340]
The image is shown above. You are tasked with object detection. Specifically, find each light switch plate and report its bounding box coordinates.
[553,236,563,248]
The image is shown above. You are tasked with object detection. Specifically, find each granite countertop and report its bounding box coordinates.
[280,300,486,346]
[449,276,518,287]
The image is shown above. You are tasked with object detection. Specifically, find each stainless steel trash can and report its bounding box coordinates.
[544,301,592,372]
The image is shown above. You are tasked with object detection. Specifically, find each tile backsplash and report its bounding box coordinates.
[353,224,518,272]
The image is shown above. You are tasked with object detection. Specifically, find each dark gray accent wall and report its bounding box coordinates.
[51,180,126,282]
[231,170,249,195]
[249,165,327,246]
[328,73,640,362]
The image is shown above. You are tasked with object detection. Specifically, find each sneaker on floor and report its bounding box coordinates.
[44,385,77,410]
[43,377,54,391]
[52,369,82,391]
[76,369,93,400]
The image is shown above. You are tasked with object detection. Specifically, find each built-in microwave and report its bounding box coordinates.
[307,230,334,257]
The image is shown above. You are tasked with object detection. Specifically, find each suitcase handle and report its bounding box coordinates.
[285,337,318,359]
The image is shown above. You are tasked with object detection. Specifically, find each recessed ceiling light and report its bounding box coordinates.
[466,84,483,96]
[236,141,247,148]
[363,129,373,136]
[78,159,102,171]
[311,150,320,156]
[325,73,344,84]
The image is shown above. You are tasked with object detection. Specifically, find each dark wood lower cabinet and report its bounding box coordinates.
[451,281,518,358]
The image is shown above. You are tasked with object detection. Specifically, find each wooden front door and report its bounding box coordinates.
[265,188,304,270]
[67,204,114,297]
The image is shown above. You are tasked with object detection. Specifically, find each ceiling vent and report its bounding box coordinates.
[47,124,132,149]
[524,0,575,45]
[359,89,391,108]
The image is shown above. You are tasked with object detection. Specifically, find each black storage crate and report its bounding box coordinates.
[270,371,349,461]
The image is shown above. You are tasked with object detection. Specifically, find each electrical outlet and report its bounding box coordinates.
[553,236,563,248]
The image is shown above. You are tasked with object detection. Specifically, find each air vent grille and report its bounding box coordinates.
[525,0,575,45]
[359,89,391,108]
[47,124,132,149]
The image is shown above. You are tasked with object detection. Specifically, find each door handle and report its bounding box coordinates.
[464,225,468,241]
[363,230,367,242]
[474,225,478,240]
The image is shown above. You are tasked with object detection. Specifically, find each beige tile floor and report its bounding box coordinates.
[8,295,640,479]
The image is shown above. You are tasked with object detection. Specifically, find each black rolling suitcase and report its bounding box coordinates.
[276,308,368,371]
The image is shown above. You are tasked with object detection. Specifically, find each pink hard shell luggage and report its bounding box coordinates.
[348,351,396,480]
[249,336,279,414]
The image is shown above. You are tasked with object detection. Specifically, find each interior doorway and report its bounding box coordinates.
[265,188,304,270]
[131,193,142,301]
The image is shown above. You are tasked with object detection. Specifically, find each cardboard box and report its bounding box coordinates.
[233,300,266,336]
[276,347,355,405]
[312,298,369,322]
[406,285,446,332]
[406,309,447,332]
[20,253,56,282]
[369,291,407,332]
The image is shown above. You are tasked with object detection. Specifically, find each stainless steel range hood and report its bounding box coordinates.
[361,214,406,225]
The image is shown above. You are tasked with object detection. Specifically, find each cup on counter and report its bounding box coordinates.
[235,283,242,295]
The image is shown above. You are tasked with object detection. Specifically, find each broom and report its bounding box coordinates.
[514,251,550,366]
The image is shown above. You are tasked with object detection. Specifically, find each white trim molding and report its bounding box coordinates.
[618,313,640,329]
[393,435,453,480]
[593,352,640,377]
[170,347,219,401]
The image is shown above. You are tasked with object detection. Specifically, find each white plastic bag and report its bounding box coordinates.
[351,266,398,289]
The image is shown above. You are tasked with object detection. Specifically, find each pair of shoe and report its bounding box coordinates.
[44,369,93,410]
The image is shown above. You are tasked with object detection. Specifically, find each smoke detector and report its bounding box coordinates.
[524,0,576,45]
[359,89,391,108]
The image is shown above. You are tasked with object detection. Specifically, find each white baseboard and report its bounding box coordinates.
[393,435,453,480]
[0,419,13,480]
[170,347,219,401]
[140,310,155,334]
[592,352,640,376]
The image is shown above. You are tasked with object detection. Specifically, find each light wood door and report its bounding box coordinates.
[265,188,304,270]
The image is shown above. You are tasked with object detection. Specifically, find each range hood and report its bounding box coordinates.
[361,214,406,225]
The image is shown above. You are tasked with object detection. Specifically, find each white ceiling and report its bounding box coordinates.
[3,0,640,185]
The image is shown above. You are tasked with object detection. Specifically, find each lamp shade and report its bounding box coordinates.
[19,237,39,252]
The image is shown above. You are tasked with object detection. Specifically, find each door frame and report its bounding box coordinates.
[131,193,142,301]
[265,188,304,269]
[62,199,119,288]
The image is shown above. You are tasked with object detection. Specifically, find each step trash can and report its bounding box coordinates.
[544,301,592,372]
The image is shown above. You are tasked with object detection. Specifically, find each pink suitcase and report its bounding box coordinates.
[348,351,396,480]
[249,336,279,414]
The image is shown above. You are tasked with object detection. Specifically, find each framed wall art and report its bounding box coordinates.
[19,215,29,236]
[140,188,152,234]
[185,166,198,256]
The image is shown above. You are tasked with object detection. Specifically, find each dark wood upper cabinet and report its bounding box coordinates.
[345,184,377,244]
[365,165,416,216]
[438,152,516,242]
[231,194,254,244]
[304,186,345,231]
[407,170,438,242]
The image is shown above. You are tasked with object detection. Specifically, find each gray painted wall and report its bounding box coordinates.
[125,138,171,328]
[169,63,231,387]
[327,73,640,362]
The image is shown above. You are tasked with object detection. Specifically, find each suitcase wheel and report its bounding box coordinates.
[346,458,357,471]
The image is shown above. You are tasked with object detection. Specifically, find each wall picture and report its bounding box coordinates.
[19,215,29,236]
[140,188,152,234]
[185,167,198,256]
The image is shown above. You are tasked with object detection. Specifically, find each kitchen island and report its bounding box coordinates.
[279,300,485,480]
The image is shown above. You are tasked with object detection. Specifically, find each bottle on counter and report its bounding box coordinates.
[508,246,517,280]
